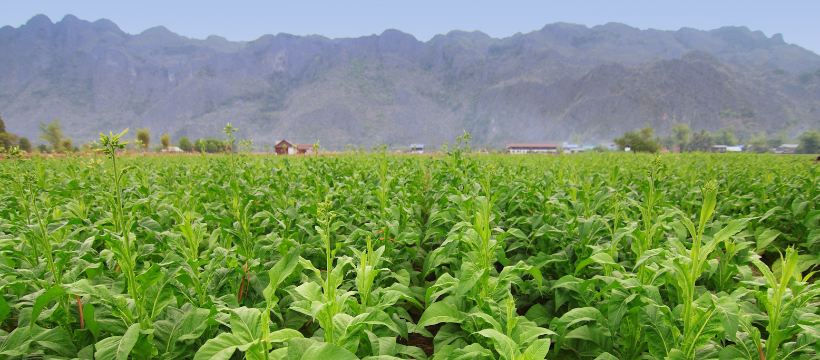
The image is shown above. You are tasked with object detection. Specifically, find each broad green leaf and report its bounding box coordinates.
[416,301,464,329]
[193,333,254,360]
[95,323,141,360]
[265,245,301,308]
[83,303,100,339]
[288,339,359,360]
[520,338,551,360]
[229,307,263,343]
[30,285,66,329]
[592,353,618,360]
[575,252,622,275]
[474,329,517,360]
[641,305,676,359]
[754,228,780,251]
[268,328,304,343]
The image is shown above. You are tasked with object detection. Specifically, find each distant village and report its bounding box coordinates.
[263,140,804,155]
[504,142,802,154]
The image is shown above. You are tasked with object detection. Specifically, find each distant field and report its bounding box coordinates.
[1,151,819,359]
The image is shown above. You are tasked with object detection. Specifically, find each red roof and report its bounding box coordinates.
[296,144,313,150]
[506,143,558,149]
[274,140,294,148]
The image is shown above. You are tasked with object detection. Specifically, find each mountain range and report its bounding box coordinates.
[1,14,820,149]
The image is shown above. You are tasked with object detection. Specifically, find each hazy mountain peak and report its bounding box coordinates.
[25,14,53,27]
[95,19,124,35]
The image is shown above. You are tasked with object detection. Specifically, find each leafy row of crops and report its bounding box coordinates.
[1,135,819,360]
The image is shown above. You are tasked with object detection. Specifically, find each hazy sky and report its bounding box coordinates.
[2,0,818,54]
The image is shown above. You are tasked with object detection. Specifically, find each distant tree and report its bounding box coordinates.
[797,130,820,154]
[670,123,691,150]
[193,139,203,152]
[0,112,21,150]
[689,130,714,152]
[614,126,660,153]
[178,137,192,152]
[36,144,49,153]
[0,133,17,150]
[136,128,151,152]
[18,137,32,152]
[154,145,163,153]
[205,142,218,153]
[746,132,770,153]
[766,134,785,149]
[714,126,738,146]
[39,119,63,153]
[62,136,74,153]
[160,133,170,152]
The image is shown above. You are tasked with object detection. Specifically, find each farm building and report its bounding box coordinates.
[709,145,728,153]
[775,144,799,154]
[274,140,295,155]
[161,146,184,153]
[296,144,313,154]
[726,146,743,152]
[410,143,424,154]
[506,143,558,154]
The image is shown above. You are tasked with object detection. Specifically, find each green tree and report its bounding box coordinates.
[714,126,738,146]
[136,128,150,152]
[38,119,63,153]
[0,133,16,150]
[36,144,48,153]
[688,129,714,152]
[746,132,770,153]
[62,136,74,153]
[178,137,192,152]
[160,133,170,152]
[614,126,660,153]
[797,130,820,154]
[18,137,32,152]
[205,142,217,153]
[193,139,203,152]
[766,134,785,149]
[0,113,21,150]
[670,123,691,150]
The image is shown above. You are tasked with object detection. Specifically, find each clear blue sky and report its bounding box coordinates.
[1,0,818,54]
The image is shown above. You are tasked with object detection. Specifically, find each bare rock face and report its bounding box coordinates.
[1,15,819,148]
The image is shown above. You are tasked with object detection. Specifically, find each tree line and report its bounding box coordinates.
[615,123,820,154]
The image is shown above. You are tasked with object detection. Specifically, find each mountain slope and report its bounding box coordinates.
[1,14,819,148]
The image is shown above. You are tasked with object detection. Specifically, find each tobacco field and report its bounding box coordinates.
[1,134,820,360]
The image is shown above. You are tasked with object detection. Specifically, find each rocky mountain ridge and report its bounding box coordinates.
[1,14,819,148]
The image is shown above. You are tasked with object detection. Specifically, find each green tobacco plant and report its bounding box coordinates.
[194,247,304,360]
[662,180,748,359]
[97,130,148,326]
[740,248,820,360]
